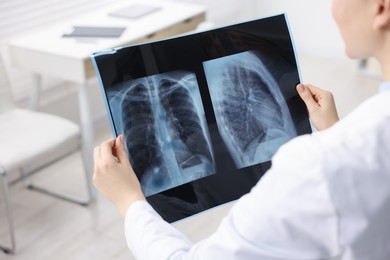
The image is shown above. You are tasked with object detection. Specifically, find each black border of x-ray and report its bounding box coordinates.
[91,14,312,222]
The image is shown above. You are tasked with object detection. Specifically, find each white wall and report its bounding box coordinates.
[183,0,346,58]
[247,0,346,59]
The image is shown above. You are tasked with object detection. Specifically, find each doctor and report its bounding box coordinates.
[93,0,390,259]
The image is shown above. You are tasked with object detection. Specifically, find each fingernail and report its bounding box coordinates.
[119,134,124,144]
[297,84,305,93]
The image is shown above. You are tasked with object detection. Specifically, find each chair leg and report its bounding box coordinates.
[77,82,96,202]
[19,150,94,207]
[80,143,96,203]
[0,168,16,254]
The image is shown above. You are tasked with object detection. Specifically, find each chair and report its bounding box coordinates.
[0,55,94,254]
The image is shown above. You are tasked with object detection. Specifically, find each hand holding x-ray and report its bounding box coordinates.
[93,135,146,219]
[296,83,339,131]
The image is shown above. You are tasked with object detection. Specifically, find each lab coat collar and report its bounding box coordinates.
[379,82,390,92]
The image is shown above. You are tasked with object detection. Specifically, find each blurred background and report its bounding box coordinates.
[0,0,383,259]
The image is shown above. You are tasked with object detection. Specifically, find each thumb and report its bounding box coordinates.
[296,84,319,111]
[115,134,128,163]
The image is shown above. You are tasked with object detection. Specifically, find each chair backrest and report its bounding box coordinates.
[0,53,15,113]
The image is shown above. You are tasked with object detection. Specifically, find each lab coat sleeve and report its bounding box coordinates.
[124,134,341,260]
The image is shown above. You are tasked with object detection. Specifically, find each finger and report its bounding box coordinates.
[296,84,319,111]
[304,84,334,106]
[100,139,116,160]
[304,84,324,93]
[115,134,128,163]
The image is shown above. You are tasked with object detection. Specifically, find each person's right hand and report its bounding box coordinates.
[93,135,145,220]
[296,83,339,131]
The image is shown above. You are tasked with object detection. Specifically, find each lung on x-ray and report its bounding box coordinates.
[91,14,312,222]
[203,50,297,169]
[107,71,214,196]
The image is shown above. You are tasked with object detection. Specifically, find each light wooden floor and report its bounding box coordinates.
[0,55,382,260]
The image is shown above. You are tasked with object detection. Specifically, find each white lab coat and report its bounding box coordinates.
[124,83,390,260]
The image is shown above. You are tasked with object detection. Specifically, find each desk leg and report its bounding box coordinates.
[29,74,42,111]
[78,82,96,199]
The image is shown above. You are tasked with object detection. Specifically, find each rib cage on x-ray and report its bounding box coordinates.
[203,50,297,168]
[121,83,164,186]
[159,79,213,166]
[108,71,214,196]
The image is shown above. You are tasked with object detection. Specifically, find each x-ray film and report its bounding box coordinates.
[91,14,311,222]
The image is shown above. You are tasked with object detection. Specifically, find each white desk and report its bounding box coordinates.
[7,0,206,176]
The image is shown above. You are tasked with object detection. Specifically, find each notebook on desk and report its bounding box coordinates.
[63,26,126,38]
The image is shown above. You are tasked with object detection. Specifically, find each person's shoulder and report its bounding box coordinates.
[344,91,390,122]
[319,91,390,140]
[310,91,390,175]
[275,91,390,173]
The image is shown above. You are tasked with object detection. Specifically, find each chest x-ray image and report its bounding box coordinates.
[107,71,215,196]
[203,50,297,169]
[92,14,312,221]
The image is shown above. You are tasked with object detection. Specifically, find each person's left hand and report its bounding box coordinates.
[296,83,339,131]
[93,135,145,219]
